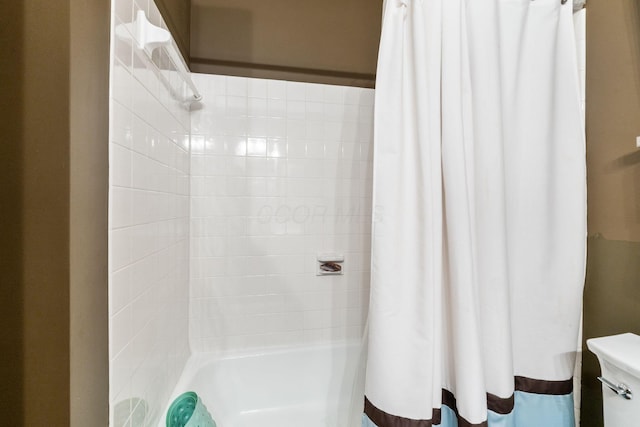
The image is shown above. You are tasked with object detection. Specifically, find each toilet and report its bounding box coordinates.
[587,333,640,426]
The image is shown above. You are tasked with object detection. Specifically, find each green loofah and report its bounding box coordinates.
[166,392,216,427]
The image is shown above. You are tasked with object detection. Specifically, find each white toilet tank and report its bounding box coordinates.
[587,333,640,427]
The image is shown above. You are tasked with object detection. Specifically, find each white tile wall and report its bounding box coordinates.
[109,0,191,426]
[189,73,374,353]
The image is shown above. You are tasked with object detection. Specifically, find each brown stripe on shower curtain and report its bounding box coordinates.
[485,392,515,415]
[515,376,574,395]
[440,390,489,427]
[364,396,443,427]
[364,393,490,427]
[364,376,573,426]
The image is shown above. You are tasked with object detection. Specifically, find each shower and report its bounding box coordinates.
[107,0,587,426]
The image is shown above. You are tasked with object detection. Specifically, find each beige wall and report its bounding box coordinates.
[582,0,640,425]
[190,0,383,87]
[0,0,27,421]
[157,0,191,63]
[69,0,110,424]
[0,0,110,424]
[586,0,640,241]
[157,0,383,87]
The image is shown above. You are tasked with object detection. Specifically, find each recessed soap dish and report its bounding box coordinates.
[317,254,344,276]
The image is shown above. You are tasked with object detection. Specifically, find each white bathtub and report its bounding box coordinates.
[163,341,365,427]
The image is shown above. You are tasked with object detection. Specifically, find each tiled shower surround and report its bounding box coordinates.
[109,0,374,423]
[188,74,374,352]
[108,0,191,425]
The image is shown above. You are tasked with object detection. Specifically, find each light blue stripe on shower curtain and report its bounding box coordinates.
[510,392,575,427]
[362,392,575,427]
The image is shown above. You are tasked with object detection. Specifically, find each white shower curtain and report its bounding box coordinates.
[364,0,586,426]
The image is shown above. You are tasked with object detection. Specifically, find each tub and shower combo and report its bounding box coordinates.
[109,1,588,426]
